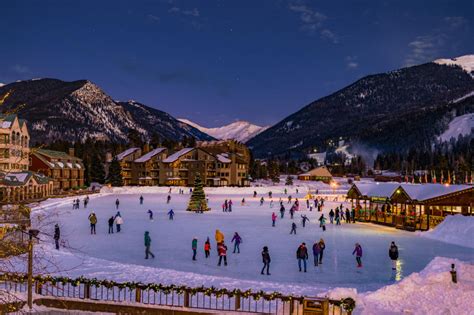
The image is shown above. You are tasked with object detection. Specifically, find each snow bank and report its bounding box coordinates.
[417,215,474,249]
[351,257,474,315]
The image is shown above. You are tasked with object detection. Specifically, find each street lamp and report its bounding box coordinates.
[27,229,39,310]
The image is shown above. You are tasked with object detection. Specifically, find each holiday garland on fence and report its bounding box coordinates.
[0,273,307,302]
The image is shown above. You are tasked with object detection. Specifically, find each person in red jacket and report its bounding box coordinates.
[217,241,228,266]
[271,212,277,227]
[204,237,211,258]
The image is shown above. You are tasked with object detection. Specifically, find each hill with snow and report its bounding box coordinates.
[438,113,474,142]
[178,119,269,143]
[435,55,474,77]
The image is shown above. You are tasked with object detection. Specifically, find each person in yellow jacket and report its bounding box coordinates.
[215,229,224,254]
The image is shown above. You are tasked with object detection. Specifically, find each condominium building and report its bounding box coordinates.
[0,114,30,172]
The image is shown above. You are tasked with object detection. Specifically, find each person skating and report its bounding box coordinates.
[280,204,285,219]
[108,216,114,234]
[268,191,272,198]
[296,243,308,272]
[335,212,341,225]
[318,214,326,231]
[54,224,60,250]
[290,222,297,234]
[139,195,144,205]
[389,241,399,270]
[351,208,356,223]
[260,197,264,206]
[115,198,120,209]
[289,206,295,219]
[231,232,242,253]
[253,191,257,198]
[270,200,274,208]
[345,208,351,223]
[215,229,224,255]
[144,231,154,259]
[204,237,211,258]
[192,237,198,261]
[312,241,321,266]
[261,246,271,275]
[271,212,277,227]
[147,209,153,221]
[228,199,233,212]
[167,209,174,220]
[306,199,310,209]
[167,195,171,204]
[217,242,228,266]
[318,239,325,264]
[241,198,245,206]
[83,198,88,209]
[288,195,292,204]
[352,243,363,267]
[329,209,334,224]
[88,212,97,234]
[301,215,310,228]
[284,188,287,195]
[114,214,123,232]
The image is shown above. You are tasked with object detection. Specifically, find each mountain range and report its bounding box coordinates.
[248,55,474,158]
[178,119,268,143]
[0,79,213,144]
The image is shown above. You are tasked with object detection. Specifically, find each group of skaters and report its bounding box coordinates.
[221,199,233,212]
[72,196,90,210]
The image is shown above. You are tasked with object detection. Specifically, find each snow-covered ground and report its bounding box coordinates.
[23,183,472,296]
[434,54,474,77]
[438,113,474,142]
[417,215,474,249]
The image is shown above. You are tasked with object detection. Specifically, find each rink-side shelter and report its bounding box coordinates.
[346,182,473,231]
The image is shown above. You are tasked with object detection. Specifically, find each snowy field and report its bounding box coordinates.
[26,181,473,299]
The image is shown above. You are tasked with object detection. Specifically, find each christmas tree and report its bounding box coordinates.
[285,175,294,186]
[187,173,210,211]
[105,157,123,187]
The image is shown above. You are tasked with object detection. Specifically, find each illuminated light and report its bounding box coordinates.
[444,183,450,187]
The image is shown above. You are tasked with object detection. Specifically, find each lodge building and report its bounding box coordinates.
[346,182,473,231]
[0,114,30,172]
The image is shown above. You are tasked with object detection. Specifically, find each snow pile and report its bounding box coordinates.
[418,215,474,249]
[352,257,474,315]
[438,113,474,142]
[179,119,269,143]
[434,55,474,77]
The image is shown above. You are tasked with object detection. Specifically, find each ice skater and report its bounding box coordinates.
[352,243,363,267]
[312,241,321,266]
[389,241,399,270]
[319,214,326,231]
[88,212,97,234]
[114,214,123,232]
[318,239,325,264]
[192,237,198,261]
[231,232,242,253]
[329,209,334,224]
[115,198,120,209]
[261,246,271,275]
[290,222,297,234]
[271,212,277,227]
[144,231,155,259]
[167,209,174,220]
[139,195,144,205]
[167,195,171,204]
[108,216,114,233]
[280,204,285,218]
[147,209,153,221]
[204,237,211,258]
[296,243,308,272]
[301,214,310,228]
[217,242,228,266]
[54,224,60,250]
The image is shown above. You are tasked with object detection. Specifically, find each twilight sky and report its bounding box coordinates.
[1,0,473,127]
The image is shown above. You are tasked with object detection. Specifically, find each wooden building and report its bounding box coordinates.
[0,171,54,203]
[132,148,167,186]
[347,182,473,231]
[30,149,85,191]
[113,148,142,186]
[0,114,30,172]
[298,166,333,183]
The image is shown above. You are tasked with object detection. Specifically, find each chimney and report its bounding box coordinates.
[68,148,75,157]
[143,143,150,154]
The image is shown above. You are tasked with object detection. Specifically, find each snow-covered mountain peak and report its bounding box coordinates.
[434,55,474,77]
[178,119,269,143]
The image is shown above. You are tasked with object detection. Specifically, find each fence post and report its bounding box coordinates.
[234,293,241,310]
[135,287,142,303]
[183,289,190,307]
[290,299,295,315]
[84,283,90,299]
[322,299,329,315]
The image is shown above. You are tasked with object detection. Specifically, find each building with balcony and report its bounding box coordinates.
[112,147,142,186]
[30,149,85,191]
[132,147,167,186]
[0,171,54,203]
[0,114,30,172]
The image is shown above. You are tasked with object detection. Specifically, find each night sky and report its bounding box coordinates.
[1,0,473,127]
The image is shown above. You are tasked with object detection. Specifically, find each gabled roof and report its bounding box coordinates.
[116,148,140,161]
[351,182,400,198]
[135,148,167,163]
[163,148,194,163]
[33,150,83,169]
[35,148,80,160]
[396,183,473,202]
[300,166,333,178]
[216,153,231,163]
[0,171,53,186]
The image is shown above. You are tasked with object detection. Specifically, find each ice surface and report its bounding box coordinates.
[29,183,473,297]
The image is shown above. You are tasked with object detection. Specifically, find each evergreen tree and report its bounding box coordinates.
[187,173,209,211]
[127,129,144,148]
[105,157,123,187]
[90,152,106,183]
[285,175,294,186]
[267,160,280,183]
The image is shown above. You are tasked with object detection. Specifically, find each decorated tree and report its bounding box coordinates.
[187,173,210,211]
[105,157,123,187]
[285,175,294,186]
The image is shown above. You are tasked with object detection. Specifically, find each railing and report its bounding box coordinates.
[0,274,354,314]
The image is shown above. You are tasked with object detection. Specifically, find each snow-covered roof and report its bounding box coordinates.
[116,148,140,161]
[66,162,73,169]
[163,148,194,163]
[300,166,332,178]
[351,182,473,201]
[135,148,166,163]
[216,153,231,163]
[56,162,64,168]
